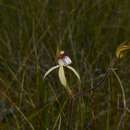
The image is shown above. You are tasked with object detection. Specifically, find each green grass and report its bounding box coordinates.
[0,0,130,129]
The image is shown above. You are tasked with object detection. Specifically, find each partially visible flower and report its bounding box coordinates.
[116,41,130,59]
[43,50,80,96]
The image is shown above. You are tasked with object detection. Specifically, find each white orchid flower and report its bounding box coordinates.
[43,51,80,95]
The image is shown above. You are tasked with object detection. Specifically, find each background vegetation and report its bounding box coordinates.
[0,0,130,130]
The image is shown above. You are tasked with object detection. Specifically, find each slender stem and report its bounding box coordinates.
[111,68,126,109]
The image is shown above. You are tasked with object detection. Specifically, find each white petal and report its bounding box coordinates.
[43,65,60,80]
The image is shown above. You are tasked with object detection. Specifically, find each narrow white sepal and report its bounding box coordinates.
[43,65,60,79]
[58,66,67,87]
[66,66,80,81]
